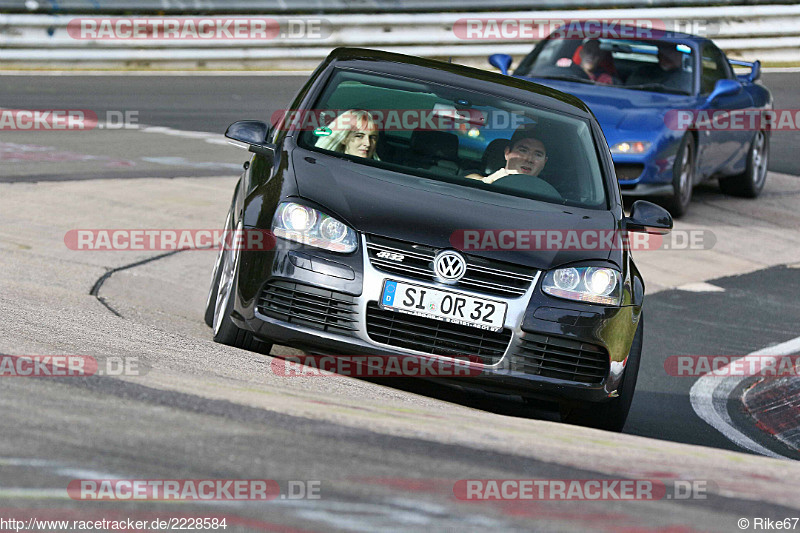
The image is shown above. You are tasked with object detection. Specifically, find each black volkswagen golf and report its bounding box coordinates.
[205,47,672,431]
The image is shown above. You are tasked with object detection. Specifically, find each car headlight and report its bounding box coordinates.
[272,202,358,253]
[542,266,622,305]
[611,141,651,154]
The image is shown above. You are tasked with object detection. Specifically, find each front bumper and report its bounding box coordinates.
[614,154,675,197]
[232,235,640,404]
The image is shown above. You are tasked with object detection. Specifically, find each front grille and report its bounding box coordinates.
[366,235,534,297]
[614,163,644,182]
[365,302,511,365]
[258,280,358,334]
[513,333,609,384]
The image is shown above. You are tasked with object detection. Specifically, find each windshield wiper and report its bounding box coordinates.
[624,83,690,95]
[534,75,597,85]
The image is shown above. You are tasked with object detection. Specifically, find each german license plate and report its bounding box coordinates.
[380,280,506,332]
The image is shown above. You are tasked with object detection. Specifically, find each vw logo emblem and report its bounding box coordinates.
[434,250,466,282]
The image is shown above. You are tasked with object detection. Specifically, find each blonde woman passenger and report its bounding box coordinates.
[315,109,380,160]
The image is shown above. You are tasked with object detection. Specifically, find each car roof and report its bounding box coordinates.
[324,47,596,119]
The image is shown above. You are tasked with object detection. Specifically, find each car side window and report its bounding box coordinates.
[700,43,732,94]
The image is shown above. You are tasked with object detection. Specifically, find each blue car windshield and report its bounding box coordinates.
[516,36,694,95]
[293,69,608,210]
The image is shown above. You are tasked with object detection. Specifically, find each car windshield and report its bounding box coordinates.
[515,35,694,95]
[295,69,608,210]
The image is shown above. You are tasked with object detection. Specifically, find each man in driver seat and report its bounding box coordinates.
[626,43,691,92]
[465,125,548,184]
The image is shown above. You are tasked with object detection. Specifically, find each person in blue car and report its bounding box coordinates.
[626,43,691,93]
[577,39,618,85]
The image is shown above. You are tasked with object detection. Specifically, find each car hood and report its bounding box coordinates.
[291,147,618,271]
[519,77,695,141]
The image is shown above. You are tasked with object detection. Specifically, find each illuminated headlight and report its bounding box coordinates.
[542,266,622,305]
[611,141,651,154]
[281,203,316,232]
[272,202,357,253]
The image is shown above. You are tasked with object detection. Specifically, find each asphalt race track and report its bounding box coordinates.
[1,72,800,531]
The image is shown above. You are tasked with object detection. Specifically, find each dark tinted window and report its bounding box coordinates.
[516,35,694,95]
[701,43,732,94]
[293,69,608,209]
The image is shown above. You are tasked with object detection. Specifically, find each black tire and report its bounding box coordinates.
[561,314,644,432]
[665,135,695,218]
[205,187,239,328]
[719,130,769,198]
[204,229,227,328]
[210,220,273,354]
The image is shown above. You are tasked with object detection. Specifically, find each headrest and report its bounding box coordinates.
[481,138,509,174]
[410,130,459,160]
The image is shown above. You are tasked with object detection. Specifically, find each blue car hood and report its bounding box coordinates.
[519,77,695,141]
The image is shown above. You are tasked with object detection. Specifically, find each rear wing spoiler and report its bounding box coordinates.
[729,58,761,82]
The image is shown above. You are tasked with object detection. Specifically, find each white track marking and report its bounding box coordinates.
[138,125,230,146]
[750,336,800,357]
[690,335,800,459]
[676,282,725,293]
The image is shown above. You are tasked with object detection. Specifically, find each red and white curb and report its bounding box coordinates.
[690,335,800,459]
[743,374,800,454]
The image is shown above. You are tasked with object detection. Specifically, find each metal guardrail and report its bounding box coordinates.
[1,6,799,69]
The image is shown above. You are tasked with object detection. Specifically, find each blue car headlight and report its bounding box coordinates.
[271,202,358,253]
[611,141,651,154]
[542,267,622,306]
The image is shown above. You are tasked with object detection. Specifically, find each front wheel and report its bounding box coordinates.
[665,136,695,218]
[561,315,644,432]
[204,208,233,328]
[719,130,769,198]
[210,222,273,354]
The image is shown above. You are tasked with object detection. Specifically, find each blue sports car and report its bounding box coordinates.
[488,24,772,216]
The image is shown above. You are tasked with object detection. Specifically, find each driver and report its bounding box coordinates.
[626,43,690,92]
[465,125,548,184]
[578,39,618,85]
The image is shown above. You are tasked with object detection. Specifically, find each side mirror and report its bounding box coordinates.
[489,54,513,75]
[625,200,673,234]
[706,79,742,104]
[225,120,275,156]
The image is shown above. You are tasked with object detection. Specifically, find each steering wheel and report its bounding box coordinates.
[492,174,563,201]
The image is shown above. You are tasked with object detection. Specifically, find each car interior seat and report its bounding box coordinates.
[408,130,460,175]
[480,138,509,175]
